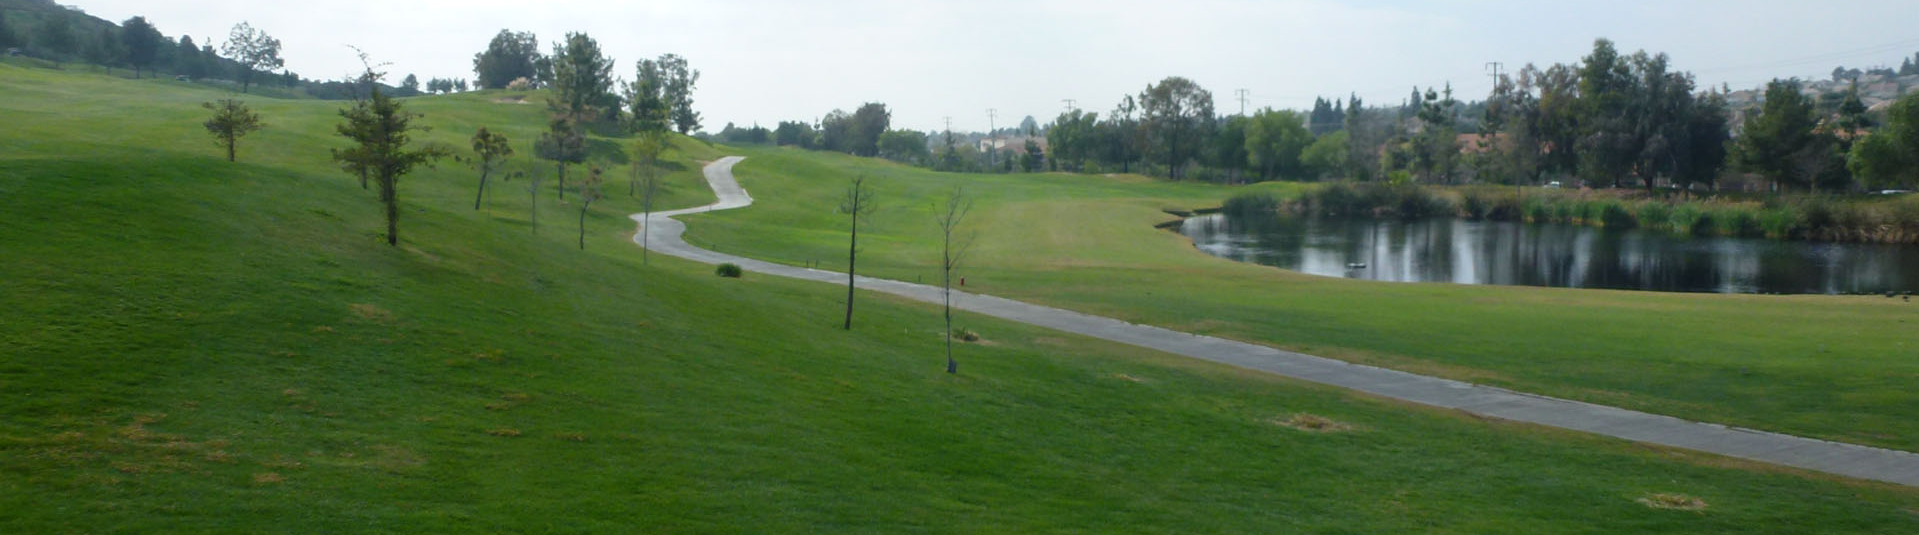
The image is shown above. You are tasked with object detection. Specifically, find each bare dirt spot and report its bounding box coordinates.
[1111,373,1148,383]
[492,95,529,104]
[1273,413,1355,433]
[485,428,523,438]
[1637,493,1708,511]
[349,303,394,323]
[252,472,285,485]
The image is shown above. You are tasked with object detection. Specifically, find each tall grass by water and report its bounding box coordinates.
[1234,182,1919,243]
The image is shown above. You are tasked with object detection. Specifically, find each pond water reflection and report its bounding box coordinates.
[1180,213,1919,294]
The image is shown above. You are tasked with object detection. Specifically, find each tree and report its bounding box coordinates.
[472,30,542,89]
[775,121,815,148]
[471,127,512,210]
[548,32,617,126]
[119,17,162,78]
[174,35,204,78]
[1021,138,1044,172]
[577,166,603,250]
[331,71,444,247]
[222,22,284,94]
[1735,80,1829,192]
[632,130,668,264]
[1671,89,1731,192]
[1046,110,1099,171]
[878,129,928,164]
[1849,92,1919,190]
[36,11,77,61]
[398,74,420,96]
[838,176,878,330]
[626,58,670,134]
[1105,95,1144,173]
[1343,94,1377,180]
[0,11,16,50]
[1409,85,1462,184]
[534,118,586,199]
[1244,109,1312,180]
[84,26,120,72]
[1301,130,1349,179]
[202,99,263,163]
[849,103,890,157]
[1138,77,1215,179]
[658,54,701,134]
[934,187,972,374]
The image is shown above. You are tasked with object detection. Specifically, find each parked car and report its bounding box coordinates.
[1544,181,1562,189]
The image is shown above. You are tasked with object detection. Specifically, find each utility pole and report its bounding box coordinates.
[1235,89,1249,116]
[1485,62,1504,95]
[986,108,998,170]
[1062,99,1076,113]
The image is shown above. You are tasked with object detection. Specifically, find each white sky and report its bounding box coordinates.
[65,0,1919,132]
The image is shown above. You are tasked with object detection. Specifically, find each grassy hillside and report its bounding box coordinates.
[682,147,1919,451]
[5,63,1919,532]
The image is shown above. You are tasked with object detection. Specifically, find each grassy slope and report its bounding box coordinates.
[4,64,1919,532]
[683,147,1919,451]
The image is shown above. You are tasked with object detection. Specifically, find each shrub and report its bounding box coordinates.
[1486,194,1524,221]
[1525,198,1552,223]
[1222,192,1279,217]
[1600,202,1637,229]
[1461,190,1491,220]
[715,263,744,278]
[1714,208,1764,237]
[1668,204,1716,236]
[1758,208,1800,238]
[1635,202,1672,231]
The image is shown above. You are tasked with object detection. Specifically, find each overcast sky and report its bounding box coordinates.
[65,0,1919,132]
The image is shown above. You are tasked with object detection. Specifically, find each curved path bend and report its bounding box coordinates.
[634,156,1919,487]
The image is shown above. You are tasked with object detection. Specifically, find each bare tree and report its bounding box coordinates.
[202,99,263,163]
[632,135,666,265]
[934,187,972,374]
[838,175,878,330]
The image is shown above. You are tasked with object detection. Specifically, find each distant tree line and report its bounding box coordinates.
[736,38,1916,194]
[0,3,430,99]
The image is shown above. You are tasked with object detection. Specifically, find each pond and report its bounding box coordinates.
[1179,213,1919,294]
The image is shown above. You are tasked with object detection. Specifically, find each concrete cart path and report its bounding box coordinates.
[632,156,1919,487]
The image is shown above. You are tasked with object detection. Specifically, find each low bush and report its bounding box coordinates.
[715,263,744,278]
[1600,202,1637,229]
[1221,192,1280,217]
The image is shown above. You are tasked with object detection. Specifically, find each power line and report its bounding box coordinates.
[1235,89,1249,115]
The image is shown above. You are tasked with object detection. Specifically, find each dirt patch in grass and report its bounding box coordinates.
[252,472,285,485]
[1637,493,1708,511]
[485,428,523,438]
[349,303,394,323]
[1274,413,1355,433]
[1111,373,1148,383]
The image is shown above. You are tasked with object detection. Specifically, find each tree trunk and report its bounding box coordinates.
[381,175,398,246]
[844,215,857,330]
[225,137,236,163]
[474,166,490,210]
[578,204,588,250]
[557,162,567,200]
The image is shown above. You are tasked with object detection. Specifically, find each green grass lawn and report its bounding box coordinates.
[6,63,1919,532]
[681,146,1919,452]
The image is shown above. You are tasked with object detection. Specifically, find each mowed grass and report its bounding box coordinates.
[683,146,1919,451]
[5,63,1919,532]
